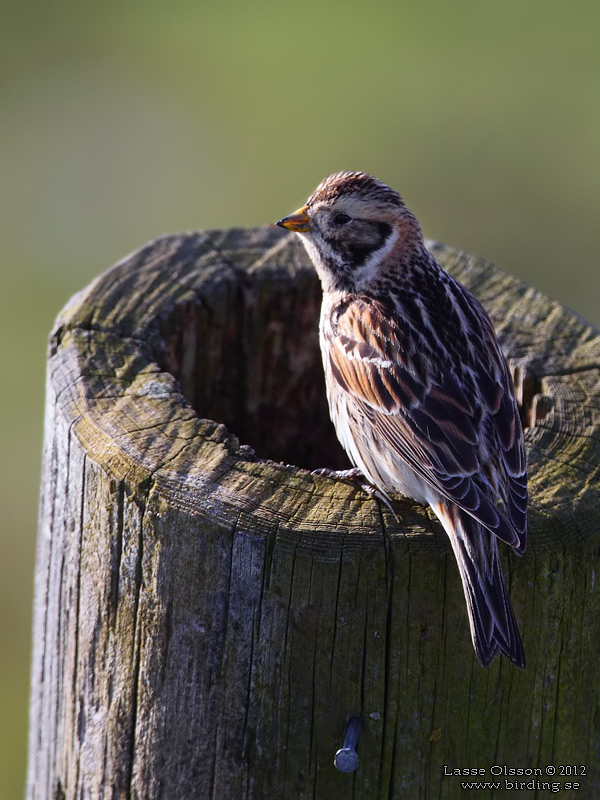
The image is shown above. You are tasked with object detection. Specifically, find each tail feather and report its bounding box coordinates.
[432,497,525,668]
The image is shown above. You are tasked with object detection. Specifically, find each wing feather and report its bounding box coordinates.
[327,297,527,552]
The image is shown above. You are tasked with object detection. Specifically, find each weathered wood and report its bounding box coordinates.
[28,227,600,799]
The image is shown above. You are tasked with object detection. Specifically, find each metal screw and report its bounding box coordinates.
[334,716,361,773]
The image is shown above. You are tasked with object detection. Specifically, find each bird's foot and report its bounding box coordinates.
[311,467,400,522]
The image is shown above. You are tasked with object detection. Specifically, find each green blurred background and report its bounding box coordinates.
[1,1,599,794]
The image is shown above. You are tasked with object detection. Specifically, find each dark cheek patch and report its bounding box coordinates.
[336,221,393,268]
[376,221,393,240]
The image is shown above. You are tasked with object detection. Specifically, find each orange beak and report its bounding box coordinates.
[275,205,312,233]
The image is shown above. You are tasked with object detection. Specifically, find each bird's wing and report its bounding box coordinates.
[328,296,527,552]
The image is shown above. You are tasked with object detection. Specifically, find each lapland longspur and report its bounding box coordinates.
[277,172,527,668]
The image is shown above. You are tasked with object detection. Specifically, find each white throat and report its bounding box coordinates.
[297,234,344,293]
[297,226,400,294]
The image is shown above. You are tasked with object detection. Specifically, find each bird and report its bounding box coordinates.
[276,171,527,668]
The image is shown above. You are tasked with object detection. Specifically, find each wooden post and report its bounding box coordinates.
[28,227,600,798]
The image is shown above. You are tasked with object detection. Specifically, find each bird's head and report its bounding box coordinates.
[276,171,424,294]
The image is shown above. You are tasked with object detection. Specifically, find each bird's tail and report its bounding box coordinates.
[431,497,525,668]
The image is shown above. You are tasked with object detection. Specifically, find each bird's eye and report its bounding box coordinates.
[332,212,352,227]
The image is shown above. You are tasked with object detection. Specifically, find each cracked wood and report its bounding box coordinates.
[28,227,600,799]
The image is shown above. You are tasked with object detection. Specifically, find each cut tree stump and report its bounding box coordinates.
[28,227,600,799]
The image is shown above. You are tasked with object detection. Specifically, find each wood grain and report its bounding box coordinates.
[28,227,600,798]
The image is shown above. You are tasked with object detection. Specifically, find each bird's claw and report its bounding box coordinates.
[311,467,400,522]
[360,483,400,523]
